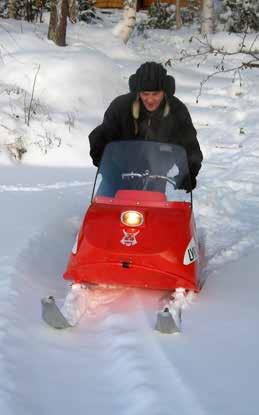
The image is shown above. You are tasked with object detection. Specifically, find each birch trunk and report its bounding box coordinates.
[175,0,182,30]
[113,0,137,44]
[201,0,215,34]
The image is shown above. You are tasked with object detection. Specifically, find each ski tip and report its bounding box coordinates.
[41,296,72,330]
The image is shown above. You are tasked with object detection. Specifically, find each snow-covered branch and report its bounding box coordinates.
[165,32,259,101]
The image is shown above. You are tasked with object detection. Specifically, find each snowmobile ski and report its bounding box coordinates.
[41,284,89,329]
[155,308,180,334]
[155,288,195,334]
[41,296,72,329]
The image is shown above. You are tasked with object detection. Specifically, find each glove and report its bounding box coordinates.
[178,176,196,193]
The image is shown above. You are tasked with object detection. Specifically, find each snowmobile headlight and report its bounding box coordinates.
[121,211,144,227]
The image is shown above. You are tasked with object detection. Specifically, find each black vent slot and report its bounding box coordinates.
[121,261,131,269]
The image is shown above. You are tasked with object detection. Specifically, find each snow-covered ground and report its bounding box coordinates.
[1,12,259,415]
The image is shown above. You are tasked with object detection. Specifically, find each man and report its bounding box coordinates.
[89,61,203,190]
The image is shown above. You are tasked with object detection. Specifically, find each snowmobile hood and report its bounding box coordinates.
[80,201,192,255]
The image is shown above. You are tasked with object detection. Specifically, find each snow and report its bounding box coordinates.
[1,11,259,415]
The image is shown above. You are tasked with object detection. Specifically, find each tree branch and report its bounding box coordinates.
[166,33,259,102]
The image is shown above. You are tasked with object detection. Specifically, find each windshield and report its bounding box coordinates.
[92,141,191,203]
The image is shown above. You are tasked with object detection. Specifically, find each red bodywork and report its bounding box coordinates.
[64,190,201,292]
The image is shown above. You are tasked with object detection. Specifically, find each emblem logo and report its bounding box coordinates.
[120,229,139,247]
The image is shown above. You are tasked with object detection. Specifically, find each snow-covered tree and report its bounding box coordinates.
[78,0,98,23]
[219,0,259,33]
[201,0,215,34]
[113,0,137,44]
[149,0,175,29]
[0,0,8,17]
[6,0,44,21]
[136,0,198,32]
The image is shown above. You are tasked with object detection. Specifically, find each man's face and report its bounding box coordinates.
[139,91,165,112]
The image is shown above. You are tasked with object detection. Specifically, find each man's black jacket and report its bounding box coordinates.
[89,92,203,188]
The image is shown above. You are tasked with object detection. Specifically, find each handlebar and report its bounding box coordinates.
[121,171,176,187]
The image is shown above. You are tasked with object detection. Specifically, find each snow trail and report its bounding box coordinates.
[1,15,259,415]
[0,167,207,415]
[1,115,259,415]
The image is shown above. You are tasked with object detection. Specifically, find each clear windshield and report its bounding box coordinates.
[93,141,191,203]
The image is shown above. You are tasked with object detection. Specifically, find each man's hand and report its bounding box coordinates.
[177,175,196,193]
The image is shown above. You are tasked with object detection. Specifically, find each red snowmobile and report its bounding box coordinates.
[42,141,202,332]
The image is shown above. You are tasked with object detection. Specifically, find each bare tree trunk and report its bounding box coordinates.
[48,0,58,42]
[113,0,137,44]
[201,0,215,34]
[25,0,34,22]
[48,0,76,46]
[8,0,16,18]
[175,0,182,30]
[35,0,45,23]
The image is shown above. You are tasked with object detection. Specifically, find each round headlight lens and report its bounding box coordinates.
[121,211,144,227]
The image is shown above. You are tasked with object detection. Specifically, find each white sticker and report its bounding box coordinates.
[120,230,139,247]
[183,237,198,265]
[72,232,79,254]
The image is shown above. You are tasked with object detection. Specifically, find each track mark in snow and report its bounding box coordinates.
[134,291,206,415]
[0,258,17,415]
[0,181,92,192]
[93,289,207,415]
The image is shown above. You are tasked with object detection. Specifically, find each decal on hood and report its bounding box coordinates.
[72,232,79,254]
[120,229,139,247]
[184,237,198,265]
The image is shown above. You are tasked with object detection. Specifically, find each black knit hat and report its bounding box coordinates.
[129,62,175,98]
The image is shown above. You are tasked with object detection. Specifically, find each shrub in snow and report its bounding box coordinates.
[0,0,8,17]
[6,137,27,161]
[32,132,62,155]
[137,0,198,32]
[219,0,259,33]
[6,0,44,22]
[78,0,101,23]
[184,0,200,24]
[146,2,176,29]
[181,6,198,25]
